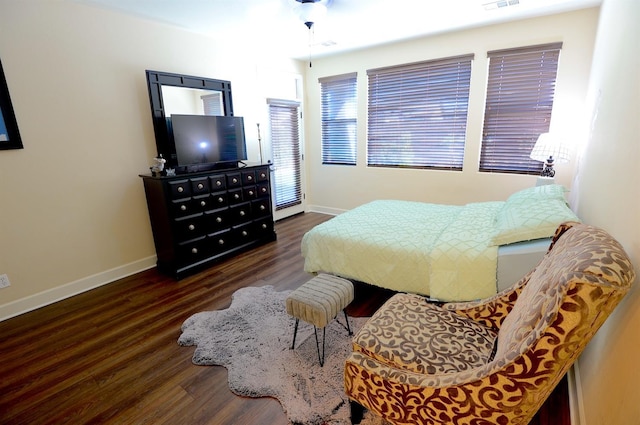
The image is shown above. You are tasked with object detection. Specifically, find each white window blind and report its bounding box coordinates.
[367,54,473,170]
[479,43,562,174]
[319,72,357,165]
[201,93,223,116]
[268,99,302,210]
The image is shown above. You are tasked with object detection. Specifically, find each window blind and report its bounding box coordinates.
[319,72,357,165]
[367,54,473,170]
[268,99,302,210]
[201,93,223,116]
[479,43,562,174]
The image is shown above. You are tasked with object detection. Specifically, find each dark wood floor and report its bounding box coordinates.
[0,212,569,425]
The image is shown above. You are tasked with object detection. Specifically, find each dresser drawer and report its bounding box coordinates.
[204,208,230,233]
[242,170,256,185]
[209,191,228,209]
[228,188,243,205]
[168,179,191,199]
[229,203,251,225]
[171,198,194,218]
[174,214,205,242]
[208,174,226,191]
[210,229,232,254]
[176,236,208,266]
[254,217,274,237]
[227,173,242,188]
[256,182,270,197]
[255,168,269,182]
[190,177,210,195]
[233,223,253,240]
[251,198,271,218]
[243,185,257,200]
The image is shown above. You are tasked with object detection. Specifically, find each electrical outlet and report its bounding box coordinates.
[0,274,10,288]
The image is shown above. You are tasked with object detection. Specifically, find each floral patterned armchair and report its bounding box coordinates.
[345,222,635,425]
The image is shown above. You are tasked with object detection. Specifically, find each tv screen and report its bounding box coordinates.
[170,114,247,169]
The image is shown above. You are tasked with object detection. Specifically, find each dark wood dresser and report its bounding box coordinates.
[140,164,276,279]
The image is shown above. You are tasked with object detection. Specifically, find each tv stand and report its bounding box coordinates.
[140,164,276,279]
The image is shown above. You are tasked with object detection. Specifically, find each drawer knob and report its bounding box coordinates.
[249,190,254,196]
[218,239,225,245]
[242,230,248,237]
[247,175,253,181]
[261,187,267,193]
[260,173,266,178]
[260,205,265,211]
[216,217,222,223]
[232,178,238,183]
[240,210,245,216]
[234,194,240,199]
[261,223,267,229]
[218,197,224,203]
[197,183,204,190]
[177,187,184,193]
[188,224,195,231]
[180,205,187,211]
[216,180,222,186]
[191,248,198,254]
[200,201,206,207]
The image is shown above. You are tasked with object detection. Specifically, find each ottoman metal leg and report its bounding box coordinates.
[314,326,326,367]
[291,318,300,350]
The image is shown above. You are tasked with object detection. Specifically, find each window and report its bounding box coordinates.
[268,99,302,210]
[479,43,562,174]
[367,54,473,170]
[319,73,357,165]
[201,93,223,115]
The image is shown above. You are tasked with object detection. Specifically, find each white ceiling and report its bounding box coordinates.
[79,0,601,59]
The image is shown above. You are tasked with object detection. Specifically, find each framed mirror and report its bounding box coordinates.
[0,58,23,150]
[145,70,234,168]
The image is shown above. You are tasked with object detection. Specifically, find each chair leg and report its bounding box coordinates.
[350,400,364,424]
[313,326,326,367]
[290,318,299,349]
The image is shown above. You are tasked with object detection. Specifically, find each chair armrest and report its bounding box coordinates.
[441,268,533,329]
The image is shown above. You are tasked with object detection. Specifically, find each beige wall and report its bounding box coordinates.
[571,0,640,423]
[1,1,638,423]
[302,9,599,213]
[0,0,302,317]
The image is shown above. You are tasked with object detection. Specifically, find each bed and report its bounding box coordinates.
[301,185,580,302]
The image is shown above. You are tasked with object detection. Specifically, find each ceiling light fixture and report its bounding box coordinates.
[294,0,327,30]
[294,0,328,68]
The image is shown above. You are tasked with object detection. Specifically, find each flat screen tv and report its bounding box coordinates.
[170,114,247,172]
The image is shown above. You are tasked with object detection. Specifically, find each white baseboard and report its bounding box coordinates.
[306,204,346,216]
[568,361,586,425]
[0,256,157,322]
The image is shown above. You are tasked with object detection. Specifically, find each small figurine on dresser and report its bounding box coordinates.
[150,154,166,176]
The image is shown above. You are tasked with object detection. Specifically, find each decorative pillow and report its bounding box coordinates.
[490,185,580,246]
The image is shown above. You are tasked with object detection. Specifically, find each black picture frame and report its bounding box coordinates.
[0,58,23,150]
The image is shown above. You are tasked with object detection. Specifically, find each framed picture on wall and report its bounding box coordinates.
[0,58,23,150]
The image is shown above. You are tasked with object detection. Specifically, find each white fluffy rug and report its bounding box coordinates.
[178,285,386,425]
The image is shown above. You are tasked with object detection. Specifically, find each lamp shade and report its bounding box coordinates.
[529,133,570,163]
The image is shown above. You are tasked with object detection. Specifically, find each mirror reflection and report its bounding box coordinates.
[161,86,224,116]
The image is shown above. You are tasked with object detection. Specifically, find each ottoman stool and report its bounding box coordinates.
[285,274,354,366]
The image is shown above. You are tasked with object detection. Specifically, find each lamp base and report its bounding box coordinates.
[540,157,556,178]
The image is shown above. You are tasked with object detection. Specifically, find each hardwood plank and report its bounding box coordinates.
[0,212,568,425]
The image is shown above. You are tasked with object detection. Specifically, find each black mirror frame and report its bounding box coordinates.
[0,58,23,150]
[145,70,234,168]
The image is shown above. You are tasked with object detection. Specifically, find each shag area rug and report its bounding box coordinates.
[178,285,387,425]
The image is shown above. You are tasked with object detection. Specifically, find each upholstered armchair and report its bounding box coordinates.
[345,222,635,425]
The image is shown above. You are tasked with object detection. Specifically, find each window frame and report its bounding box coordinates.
[479,42,563,175]
[366,54,474,170]
[319,72,358,166]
